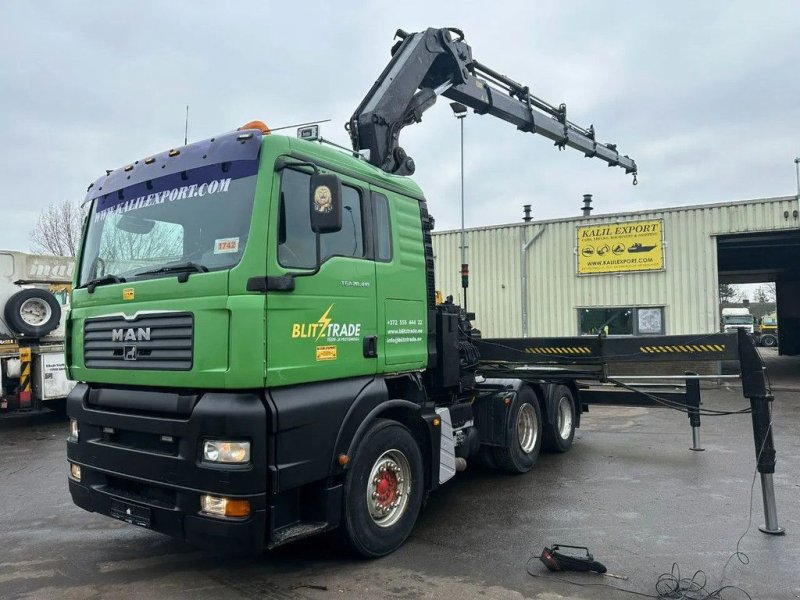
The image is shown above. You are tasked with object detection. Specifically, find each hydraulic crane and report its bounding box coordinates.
[349,27,637,180]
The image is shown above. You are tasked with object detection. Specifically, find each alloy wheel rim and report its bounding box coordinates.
[557,396,574,440]
[517,403,538,454]
[367,449,411,527]
[19,298,52,327]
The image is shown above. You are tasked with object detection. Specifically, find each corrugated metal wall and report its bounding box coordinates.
[432,196,800,338]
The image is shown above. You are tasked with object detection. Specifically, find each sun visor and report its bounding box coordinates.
[83,129,263,203]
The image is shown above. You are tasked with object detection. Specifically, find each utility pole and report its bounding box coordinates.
[451,102,469,310]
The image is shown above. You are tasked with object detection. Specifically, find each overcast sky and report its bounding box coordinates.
[2,1,799,254]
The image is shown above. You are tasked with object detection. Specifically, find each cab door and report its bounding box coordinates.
[265,166,377,387]
[371,188,428,371]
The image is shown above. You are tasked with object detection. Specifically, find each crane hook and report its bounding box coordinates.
[632,172,638,186]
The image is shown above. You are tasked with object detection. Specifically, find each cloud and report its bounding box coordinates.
[1,1,799,251]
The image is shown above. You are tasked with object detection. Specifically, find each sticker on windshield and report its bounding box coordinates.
[214,237,240,254]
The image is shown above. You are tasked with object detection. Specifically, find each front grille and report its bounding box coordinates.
[101,428,180,456]
[104,475,177,509]
[84,312,193,370]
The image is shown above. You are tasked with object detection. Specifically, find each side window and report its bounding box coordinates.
[278,169,316,268]
[323,186,364,260]
[372,192,392,262]
[278,169,365,269]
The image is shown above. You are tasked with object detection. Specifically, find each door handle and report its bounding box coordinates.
[246,275,295,292]
[363,335,378,358]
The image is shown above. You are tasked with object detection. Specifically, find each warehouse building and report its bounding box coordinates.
[432,195,800,356]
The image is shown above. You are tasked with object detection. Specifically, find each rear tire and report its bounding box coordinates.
[341,419,424,557]
[492,386,542,473]
[761,335,777,348]
[543,385,576,453]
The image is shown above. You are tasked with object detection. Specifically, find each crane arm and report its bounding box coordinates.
[348,27,637,180]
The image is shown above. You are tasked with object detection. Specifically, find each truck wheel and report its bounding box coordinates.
[3,289,62,338]
[543,385,576,453]
[492,386,542,473]
[761,335,777,348]
[342,419,424,557]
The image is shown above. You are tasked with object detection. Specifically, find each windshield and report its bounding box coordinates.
[723,316,753,325]
[79,160,258,286]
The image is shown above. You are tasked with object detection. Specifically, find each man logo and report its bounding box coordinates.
[112,327,151,342]
[123,345,138,361]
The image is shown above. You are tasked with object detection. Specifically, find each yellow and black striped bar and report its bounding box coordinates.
[639,343,726,354]
[477,333,739,366]
[18,346,32,408]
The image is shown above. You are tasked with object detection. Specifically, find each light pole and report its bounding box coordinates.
[794,157,800,199]
[451,101,468,310]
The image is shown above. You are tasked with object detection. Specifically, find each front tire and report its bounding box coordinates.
[493,386,543,473]
[342,419,424,557]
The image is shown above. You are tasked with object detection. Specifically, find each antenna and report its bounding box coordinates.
[184,105,189,145]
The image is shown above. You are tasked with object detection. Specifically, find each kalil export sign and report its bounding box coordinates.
[577,219,664,275]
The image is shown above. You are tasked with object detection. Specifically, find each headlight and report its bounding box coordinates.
[70,463,81,481]
[69,419,79,440]
[202,440,250,464]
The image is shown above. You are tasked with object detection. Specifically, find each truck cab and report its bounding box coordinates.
[721,307,755,335]
[758,314,778,347]
[66,127,444,555]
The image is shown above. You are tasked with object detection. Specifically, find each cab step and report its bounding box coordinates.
[268,521,329,549]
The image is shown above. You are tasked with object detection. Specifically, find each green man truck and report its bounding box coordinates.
[66,27,640,556]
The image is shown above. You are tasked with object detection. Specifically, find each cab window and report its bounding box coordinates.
[278,169,364,269]
[372,192,392,262]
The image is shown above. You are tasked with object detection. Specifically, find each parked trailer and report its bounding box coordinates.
[0,251,75,413]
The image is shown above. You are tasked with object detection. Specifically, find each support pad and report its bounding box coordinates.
[689,427,705,451]
[758,473,785,535]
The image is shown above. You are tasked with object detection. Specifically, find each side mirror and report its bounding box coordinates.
[309,173,342,234]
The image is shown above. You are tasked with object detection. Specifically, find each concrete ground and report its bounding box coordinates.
[1,353,798,599]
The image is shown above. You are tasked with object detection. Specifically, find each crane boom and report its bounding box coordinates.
[349,27,637,180]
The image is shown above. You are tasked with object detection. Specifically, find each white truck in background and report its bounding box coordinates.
[721,307,756,335]
[0,251,75,414]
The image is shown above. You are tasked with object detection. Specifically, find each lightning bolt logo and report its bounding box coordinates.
[316,305,334,341]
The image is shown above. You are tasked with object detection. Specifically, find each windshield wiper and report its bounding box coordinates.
[82,274,126,294]
[135,262,209,283]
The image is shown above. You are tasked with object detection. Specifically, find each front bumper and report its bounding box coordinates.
[66,383,268,554]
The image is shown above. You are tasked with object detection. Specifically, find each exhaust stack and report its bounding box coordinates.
[582,194,593,217]
[522,204,532,222]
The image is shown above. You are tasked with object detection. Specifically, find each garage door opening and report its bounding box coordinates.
[717,230,800,355]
